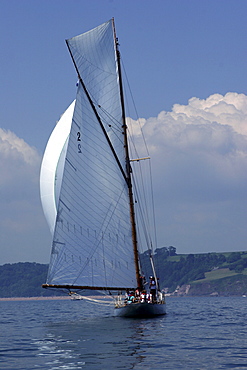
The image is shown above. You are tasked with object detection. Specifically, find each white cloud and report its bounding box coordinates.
[0,128,39,164]
[130,92,247,253]
[171,92,247,136]
[0,129,51,264]
[1,92,246,263]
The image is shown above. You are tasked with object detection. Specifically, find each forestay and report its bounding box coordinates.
[46,20,136,289]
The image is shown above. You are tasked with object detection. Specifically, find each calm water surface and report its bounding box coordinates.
[0,297,247,369]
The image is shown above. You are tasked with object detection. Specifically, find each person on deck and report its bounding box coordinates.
[127,291,135,304]
[146,291,151,303]
[135,287,141,300]
[149,276,157,303]
[140,290,146,303]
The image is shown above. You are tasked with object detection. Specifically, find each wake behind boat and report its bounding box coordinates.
[40,19,166,318]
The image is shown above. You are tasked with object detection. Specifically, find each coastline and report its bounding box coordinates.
[0,295,108,301]
[0,296,71,301]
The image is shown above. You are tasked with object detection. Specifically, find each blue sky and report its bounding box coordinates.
[0,0,246,264]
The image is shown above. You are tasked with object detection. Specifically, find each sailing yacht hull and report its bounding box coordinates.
[114,302,166,318]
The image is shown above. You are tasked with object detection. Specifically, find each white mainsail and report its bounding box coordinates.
[45,20,137,289]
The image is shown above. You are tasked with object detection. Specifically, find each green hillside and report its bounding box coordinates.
[140,248,247,296]
[0,262,54,298]
[1,249,247,298]
[189,272,247,296]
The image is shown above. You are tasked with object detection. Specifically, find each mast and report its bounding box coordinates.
[112,19,143,290]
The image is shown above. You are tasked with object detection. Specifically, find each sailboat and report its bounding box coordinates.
[40,19,166,318]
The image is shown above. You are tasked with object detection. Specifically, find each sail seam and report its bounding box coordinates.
[59,199,70,211]
[65,158,77,171]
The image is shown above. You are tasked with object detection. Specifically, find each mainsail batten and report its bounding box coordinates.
[46,20,137,290]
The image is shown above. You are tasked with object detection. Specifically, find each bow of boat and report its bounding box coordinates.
[114,302,166,318]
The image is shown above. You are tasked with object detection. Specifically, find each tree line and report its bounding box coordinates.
[140,247,247,292]
[0,250,247,297]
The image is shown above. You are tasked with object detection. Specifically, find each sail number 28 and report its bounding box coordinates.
[77,132,82,153]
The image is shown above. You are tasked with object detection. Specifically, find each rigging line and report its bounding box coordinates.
[122,59,158,254]
[134,156,149,206]
[130,156,152,243]
[130,153,158,254]
[121,127,155,250]
[124,166,151,252]
[121,58,150,156]
[126,118,149,170]
[96,103,123,134]
[132,166,159,277]
[84,78,124,134]
[125,121,156,254]
[132,174,152,251]
[121,95,157,253]
[95,105,126,150]
[127,157,152,250]
[127,127,144,162]
[148,159,158,253]
[79,296,113,306]
[133,178,150,245]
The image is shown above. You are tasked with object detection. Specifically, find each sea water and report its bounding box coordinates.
[0,297,246,369]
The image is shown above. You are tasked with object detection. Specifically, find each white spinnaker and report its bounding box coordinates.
[40,101,75,234]
[46,20,136,288]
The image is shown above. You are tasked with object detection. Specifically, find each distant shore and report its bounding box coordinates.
[0,296,71,301]
[0,295,108,301]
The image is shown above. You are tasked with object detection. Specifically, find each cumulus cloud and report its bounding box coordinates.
[0,129,51,264]
[1,92,246,263]
[129,92,247,253]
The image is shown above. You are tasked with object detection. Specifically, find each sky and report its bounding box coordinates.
[0,0,246,264]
